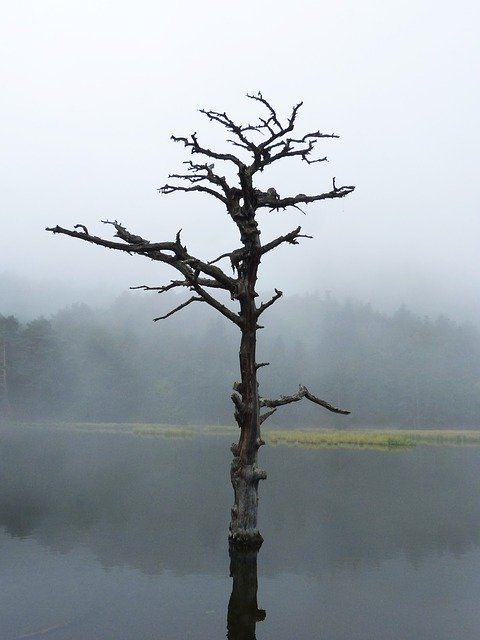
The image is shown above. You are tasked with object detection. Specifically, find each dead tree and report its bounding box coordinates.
[46,93,354,549]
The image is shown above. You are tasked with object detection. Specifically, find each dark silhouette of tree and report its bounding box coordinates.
[227,548,265,640]
[46,93,354,548]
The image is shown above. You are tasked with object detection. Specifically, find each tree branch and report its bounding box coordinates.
[259,408,277,424]
[46,224,237,291]
[170,132,245,168]
[175,94,345,180]
[164,95,355,231]
[257,288,283,317]
[240,94,340,174]
[101,219,150,244]
[130,282,183,293]
[246,93,303,147]
[160,158,234,204]
[159,183,227,204]
[183,161,232,195]
[135,276,242,325]
[153,296,203,321]
[131,278,227,293]
[260,384,350,415]
[260,227,312,255]
[199,108,258,153]
[208,251,232,266]
[189,280,242,326]
[74,223,89,235]
[259,182,355,211]
[246,92,282,130]
[46,223,241,324]
[46,225,155,254]
[265,141,327,166]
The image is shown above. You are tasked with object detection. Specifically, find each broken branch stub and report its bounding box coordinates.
[260,385,350,416]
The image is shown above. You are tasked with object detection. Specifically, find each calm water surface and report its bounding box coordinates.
[1,426,480,639]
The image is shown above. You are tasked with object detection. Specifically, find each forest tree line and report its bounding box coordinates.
[0,292,479,428]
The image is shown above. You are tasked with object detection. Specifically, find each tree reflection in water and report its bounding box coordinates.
[227,548,265,640]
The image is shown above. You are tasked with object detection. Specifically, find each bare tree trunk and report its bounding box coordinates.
[229,325,266,547]
[229,244,267,549]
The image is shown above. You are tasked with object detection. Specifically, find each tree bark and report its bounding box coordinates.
[229,215,267,549]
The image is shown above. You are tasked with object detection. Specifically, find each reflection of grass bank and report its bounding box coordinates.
[265,429,480,449]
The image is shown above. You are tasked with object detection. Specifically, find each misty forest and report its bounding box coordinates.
[1,292,479,428]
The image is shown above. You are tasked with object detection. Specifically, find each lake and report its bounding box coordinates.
[1,426,480,639]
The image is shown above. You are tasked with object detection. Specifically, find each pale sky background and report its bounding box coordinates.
[1,0,479,320]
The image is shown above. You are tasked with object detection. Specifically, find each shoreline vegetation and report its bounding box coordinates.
[266,429,480,448]
[2,422,480,449]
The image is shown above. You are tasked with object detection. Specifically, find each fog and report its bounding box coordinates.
[2,291,479,427]
[1,0,480,324]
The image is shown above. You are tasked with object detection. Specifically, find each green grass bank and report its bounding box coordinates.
[3,422,480,449]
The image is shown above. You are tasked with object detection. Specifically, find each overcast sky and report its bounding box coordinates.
[1,0,479,320]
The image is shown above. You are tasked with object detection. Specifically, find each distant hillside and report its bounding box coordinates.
[1,292,479,428]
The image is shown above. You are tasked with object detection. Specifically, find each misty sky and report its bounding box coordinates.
[1,0,479,320]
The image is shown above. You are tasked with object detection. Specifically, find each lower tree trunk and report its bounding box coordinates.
[229,290,266,548]
[229,459,267,548]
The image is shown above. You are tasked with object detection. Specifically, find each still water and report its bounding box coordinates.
[1,426,480,639]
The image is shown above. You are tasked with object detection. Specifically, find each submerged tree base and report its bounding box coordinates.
[229,531,264,551]
[229,459,267,549]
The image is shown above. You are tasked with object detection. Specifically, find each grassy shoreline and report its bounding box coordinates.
[2,421,480,448]
[266,429,480,448]
[267,429,416,449]
[0,421,198,438]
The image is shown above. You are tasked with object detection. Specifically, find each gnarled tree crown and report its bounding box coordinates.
[46,93,354,334]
